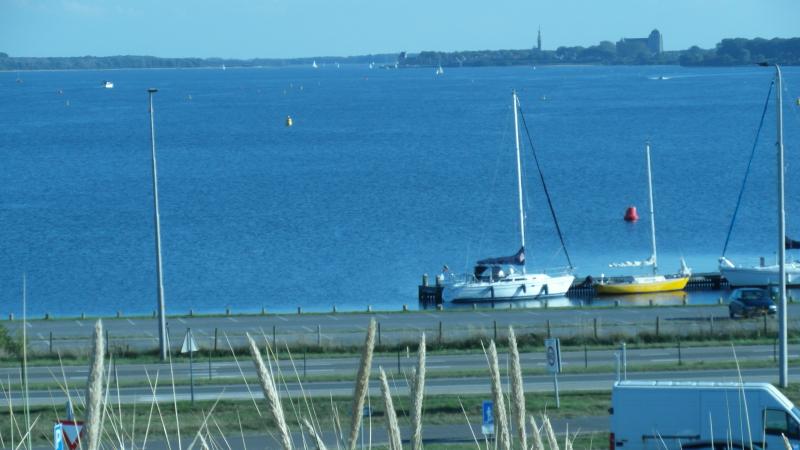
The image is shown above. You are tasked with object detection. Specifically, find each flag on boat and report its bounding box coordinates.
[476,247,525,266]
[786,236,800,249]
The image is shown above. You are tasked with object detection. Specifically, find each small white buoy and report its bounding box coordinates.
[285,115,293,127]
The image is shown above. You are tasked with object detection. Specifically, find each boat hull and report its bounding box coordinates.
[443,274,574,303]
[720,264,800,287]
[595,276,689,295]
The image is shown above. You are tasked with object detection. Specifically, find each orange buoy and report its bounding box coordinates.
[624,206,639,222]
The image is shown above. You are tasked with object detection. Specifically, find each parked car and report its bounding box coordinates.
[728,287,777,318]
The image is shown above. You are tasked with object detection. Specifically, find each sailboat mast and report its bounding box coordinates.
[512,91,526,254]
[646,143,657,276]
[776,65,788,388]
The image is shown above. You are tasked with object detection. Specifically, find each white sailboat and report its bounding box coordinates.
[312,60,318,69]
[441,91,574,303]
[595,143,691,295]
[719,66,800,287]
[435,65,444,75]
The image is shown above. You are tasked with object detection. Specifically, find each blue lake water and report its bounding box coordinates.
[1,65,800,316]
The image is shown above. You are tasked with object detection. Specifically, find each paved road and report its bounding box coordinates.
[30,416,610,450]
[1,344,791,386]
[4,303,797,353]
[7,366,797,408]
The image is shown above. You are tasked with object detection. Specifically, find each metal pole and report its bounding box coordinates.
[189,346,195,404]
[621,342,627,380]
[512,91,526,252]
[148,88,168,362]
[615,351,620,382]
[776,65,788,388]
[553,373,560,408]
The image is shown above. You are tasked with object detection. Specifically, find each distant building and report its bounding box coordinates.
[617,29,663,55]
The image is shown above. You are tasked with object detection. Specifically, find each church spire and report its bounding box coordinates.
[537,26,542,51]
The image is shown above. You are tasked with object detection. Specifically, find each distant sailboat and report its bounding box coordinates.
[103,81,114,89]
[368,62,375,69]
[435,65,444,75]
[312,60,318,69]
[221,64,226,71]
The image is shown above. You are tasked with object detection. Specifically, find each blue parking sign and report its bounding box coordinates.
[53,423,64,450]
[482,400,494,435]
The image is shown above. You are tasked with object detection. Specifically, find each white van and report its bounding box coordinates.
[611,381,800,450]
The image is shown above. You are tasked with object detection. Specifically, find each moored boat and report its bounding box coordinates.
[440,91,574,303]
[595,143,690,295]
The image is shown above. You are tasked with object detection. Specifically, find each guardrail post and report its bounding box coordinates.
[677,338,682,366]
[493,320,497,342]
[584,344,588,368]
[438,321,443,346]
[105,329,110,357]
[49,332,53,355]
[593,317,598,339]
[397,351,401,375]
[656,316,660,337]
[546,320,552,338]
[377,322,381,346]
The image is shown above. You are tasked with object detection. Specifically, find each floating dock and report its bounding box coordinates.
[418,272,730,305]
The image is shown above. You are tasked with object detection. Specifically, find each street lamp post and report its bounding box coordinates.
[147,88,168,361]
[775,66,788,387]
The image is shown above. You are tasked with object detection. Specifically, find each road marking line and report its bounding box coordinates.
[377,314,390,319]
[177,318,187,324]
[127,319,136,326]
[426,313,439,319]
[302,326,314,332]
[227,317,239,323]
[74,320,84,327]
[327,315,339,321]
[477,312,491,318]
[37,333,45,340]
[651,358,678,362]
[277,316,289,322]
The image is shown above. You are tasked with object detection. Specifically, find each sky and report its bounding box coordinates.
[1,0,798,59]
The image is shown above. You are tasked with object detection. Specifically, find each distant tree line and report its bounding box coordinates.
[3,37,799,71]
[400,36,800,68]
[0,53,398,71]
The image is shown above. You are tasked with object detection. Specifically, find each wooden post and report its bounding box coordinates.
[655,316,660,337]
[377,322,381,346]
[764,314,768,335]
[105,329,110,357]
[438,321,443,346]
[584,344,588,368]
[593,317,598,339]
[493,320,497,342]
[49,332,53,355]
[213,327,218,352]
[397,351,401,375]
[546,320,552,338]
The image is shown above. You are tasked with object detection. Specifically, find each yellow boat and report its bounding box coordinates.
[595,274,689,295]
[596,143,691,296]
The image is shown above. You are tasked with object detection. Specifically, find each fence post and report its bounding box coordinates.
[493,320,497,342]
[774,338,778,362]
[655,316,660,337]
[49,332,53,355]
[304,351,307,379]
[377,322,381,346]
[763,314,768,335]
[547,320,552,338]
[593,317,598,340]
[317,325,321,347]
[105,329,110,357]
[397,351,401,375]
[438,321,443,346]
[208,351,212,380]
[677,339,682,366]
[213,327,218,352]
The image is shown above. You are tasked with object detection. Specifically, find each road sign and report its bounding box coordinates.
[481,400,494,435]
[180,329,198,354]
[54,420,84,450]
[544,338,562,374]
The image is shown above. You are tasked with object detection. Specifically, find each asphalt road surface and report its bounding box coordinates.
[4,303,797,353]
